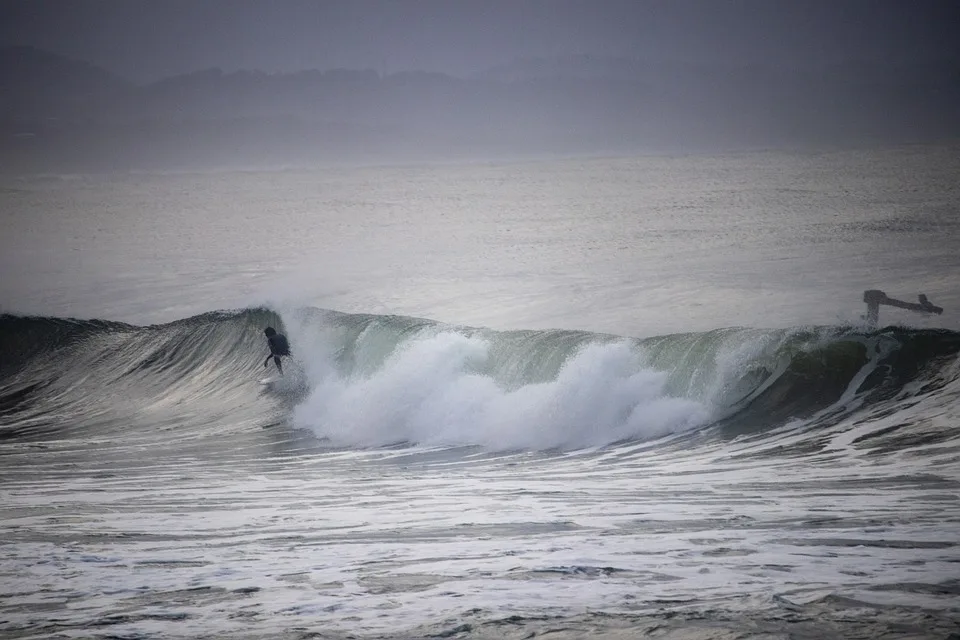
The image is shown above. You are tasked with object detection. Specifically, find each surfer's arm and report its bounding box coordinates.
[263,354,273,368]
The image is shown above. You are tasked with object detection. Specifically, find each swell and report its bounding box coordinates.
[0,309,284,441]
[1,309,958,450]
[691,326,960,436]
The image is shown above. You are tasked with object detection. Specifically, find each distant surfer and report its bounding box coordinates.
[262,327,291,375]
[862,290,943,326]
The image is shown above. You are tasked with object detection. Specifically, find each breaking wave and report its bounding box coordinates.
[1,308,958,453]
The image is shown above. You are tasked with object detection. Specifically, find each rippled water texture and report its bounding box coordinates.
[2,146,959,638]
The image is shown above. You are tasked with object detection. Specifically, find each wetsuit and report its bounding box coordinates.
[263,330,290,374]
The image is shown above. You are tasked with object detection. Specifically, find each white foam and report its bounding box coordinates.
[292,331,710,450]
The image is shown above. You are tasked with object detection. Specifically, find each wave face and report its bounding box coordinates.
[2,308,959,453]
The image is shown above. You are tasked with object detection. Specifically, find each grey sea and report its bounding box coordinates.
[2,145,960,639]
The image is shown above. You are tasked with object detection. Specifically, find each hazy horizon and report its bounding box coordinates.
[3,0,959,173]
[2,0,958,82]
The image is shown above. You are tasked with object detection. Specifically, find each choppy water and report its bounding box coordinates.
[2,146,960,639]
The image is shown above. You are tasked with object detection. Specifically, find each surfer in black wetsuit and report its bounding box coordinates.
[263,327,291,375]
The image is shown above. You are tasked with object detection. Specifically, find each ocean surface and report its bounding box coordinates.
[2,145,960,639]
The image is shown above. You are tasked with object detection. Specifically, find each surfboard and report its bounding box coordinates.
[259,377,278,385]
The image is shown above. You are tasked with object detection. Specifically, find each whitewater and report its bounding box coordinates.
[2,146,960,639]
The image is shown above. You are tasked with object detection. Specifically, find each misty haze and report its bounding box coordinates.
[2,0,959,171]
[2,2,960,640]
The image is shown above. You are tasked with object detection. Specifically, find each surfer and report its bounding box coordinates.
[262,327,291,375]
[862,290,943,326]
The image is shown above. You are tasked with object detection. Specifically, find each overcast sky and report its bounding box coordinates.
[2,0,958,82]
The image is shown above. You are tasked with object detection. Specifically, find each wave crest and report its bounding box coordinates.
[2,308,958,453]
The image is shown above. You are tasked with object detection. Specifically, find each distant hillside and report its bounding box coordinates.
[1,47,959,173]
[0,46,132,121]
[0,46,129,91]
[477,55,656,82]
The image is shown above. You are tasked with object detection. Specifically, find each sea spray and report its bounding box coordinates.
[291,330,710,450]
